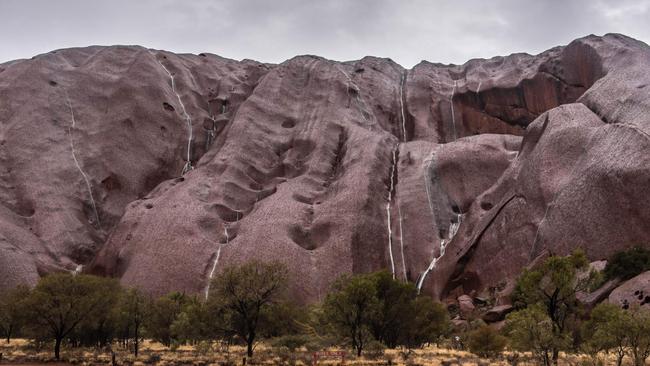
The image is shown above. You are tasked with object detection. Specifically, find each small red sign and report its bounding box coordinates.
[312,351,347,365]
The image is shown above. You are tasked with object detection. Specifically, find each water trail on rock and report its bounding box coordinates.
[416,82,463,292]
[205,113,217,150]
[204,226,228,299]
[395,70,409,280]
[416,214,460,291]
[71,264,84,276]
[335,63,372,123]
[399,72,408,142]
[149,51,194,175]
[65,94,101,229]
[386,146,398,279]
[476,81,482,94]
[398,202,407,279]
[450,80,458,141]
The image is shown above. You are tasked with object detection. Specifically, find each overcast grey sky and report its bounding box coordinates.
[1,0,649,67]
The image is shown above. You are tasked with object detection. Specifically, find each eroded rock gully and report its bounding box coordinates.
[1,34,648,304]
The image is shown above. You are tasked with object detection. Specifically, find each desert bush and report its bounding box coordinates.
[304,335,337,353]
[144,352,161,364]
[270,334,309,351]
[604,247,650,281]
[363,339,386,360]
[194,340,213,355]
[467,325,506,359]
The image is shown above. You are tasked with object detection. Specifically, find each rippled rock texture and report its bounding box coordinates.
[1,34,648,303]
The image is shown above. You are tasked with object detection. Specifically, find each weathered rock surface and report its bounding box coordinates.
[609,271,650,309]
[0,46,268,291]
[483,305,514,323]
[1,34,649,302]
[578,279,622,309]
[425,34,650,301]
[457,295,476,318]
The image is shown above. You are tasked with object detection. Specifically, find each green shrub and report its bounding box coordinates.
[194,340,213,355]
[270,334,310,351]
[467,325,507,359]
[363,340,386,359]
[304,335,336,353]
[604,247,650,281]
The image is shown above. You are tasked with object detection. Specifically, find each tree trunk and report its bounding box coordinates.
[552,348,559,365]
[54,337,62,360]
[246,341,253,358]
[134,324,139,357]
[246,331,255,358]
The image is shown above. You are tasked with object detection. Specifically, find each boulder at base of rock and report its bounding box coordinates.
[608,271,650,309]
[577,278,622,309]
[451,318,470,332]
[458,295,476,318]
[482,305,514,323]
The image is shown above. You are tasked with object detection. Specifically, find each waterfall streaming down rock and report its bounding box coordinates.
[386,145,399,279]
[398,202,407,280]
[204,245,221,300]
[65,94,101,229]
[416,80,464,291]
[150,51,194,175]
[450,80,458,141]
[204,226,228,300]
[416,212,461,291]
[72,264,84,276]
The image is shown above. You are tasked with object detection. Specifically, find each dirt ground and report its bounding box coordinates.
[0,339,620,366]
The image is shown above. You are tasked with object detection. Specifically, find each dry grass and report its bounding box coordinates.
[0,339,630,365]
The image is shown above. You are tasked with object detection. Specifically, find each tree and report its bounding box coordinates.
[582,302,629,366]
[322,273,378,357]
[467,325,507,359]
[322,270,450,356]
[207,260,289,357]
[170,296,216,344]
[24,273,121,360]
[511,249,596,364]
[260,301,310,339]
[116,288,149,356]
[505,305,569,366]
[146,292,187,347]
[70,279,122,348]
[398,296,450,350]
[368,271,417,348]
[582,303,650,366]
[0,285,30,343]
[626,307,650,366]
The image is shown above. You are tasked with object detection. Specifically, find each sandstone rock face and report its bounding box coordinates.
[1,34,649,302]
[0,47,268,291]
[425,35,650,300]
[608,271,650,309]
